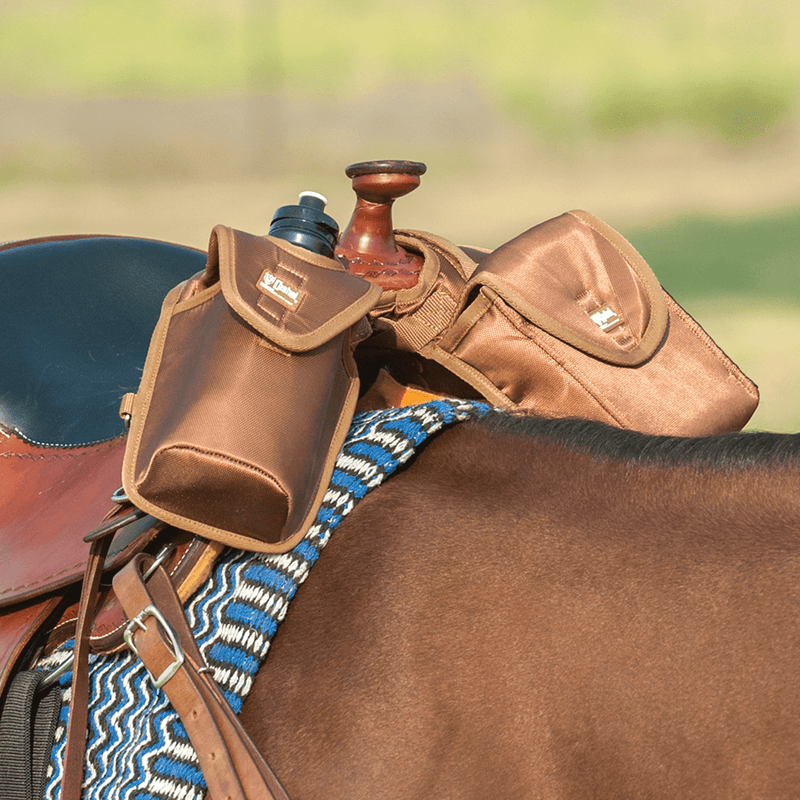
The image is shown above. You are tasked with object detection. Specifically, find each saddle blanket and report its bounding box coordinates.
[36,399,489,800]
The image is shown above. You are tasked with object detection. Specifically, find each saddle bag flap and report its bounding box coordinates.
[462,210,668,366]
[436,210,758,435]
[122,226,381,553]
[211,227,380,351]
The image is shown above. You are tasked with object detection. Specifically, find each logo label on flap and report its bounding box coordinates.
[257,270,303,309]
[589,304,623,332]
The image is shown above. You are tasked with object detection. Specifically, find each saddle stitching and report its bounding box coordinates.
[44,540,201,645]
[0,505,145,598]
[1,562,89,598]
[0,437,123,459]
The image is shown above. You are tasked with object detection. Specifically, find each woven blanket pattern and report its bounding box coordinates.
[36,399,488,800]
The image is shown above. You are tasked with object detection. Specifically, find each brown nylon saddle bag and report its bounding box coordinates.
[368,211,758,435]
[122,225,381,553]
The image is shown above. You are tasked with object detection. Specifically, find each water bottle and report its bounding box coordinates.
[268,191,339,258]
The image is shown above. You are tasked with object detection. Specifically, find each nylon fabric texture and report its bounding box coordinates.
[122,227,382,552]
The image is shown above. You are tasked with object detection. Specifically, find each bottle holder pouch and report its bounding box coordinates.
[369,212,758,436]
[122,226,381,554]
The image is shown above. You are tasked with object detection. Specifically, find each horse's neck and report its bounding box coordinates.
[433,419,800,550]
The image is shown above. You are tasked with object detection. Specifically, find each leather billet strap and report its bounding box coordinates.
[113,554,291,800]
[61,531,113,799]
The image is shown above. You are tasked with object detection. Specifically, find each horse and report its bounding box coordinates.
[239,412,800,799]
[4,232,800,799]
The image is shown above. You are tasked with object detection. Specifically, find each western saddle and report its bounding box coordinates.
[0,163,429,799]
[0,234,293,798]
[0,158,758,799]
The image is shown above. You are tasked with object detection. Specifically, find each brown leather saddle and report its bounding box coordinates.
[0,159,760,800]
[0,170,428,799]
[0,235,292,799]
[0,171,423,797]
[1,235,207,687]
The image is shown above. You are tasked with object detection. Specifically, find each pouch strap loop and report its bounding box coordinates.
[392,286,459,352]
[373,230,478,354]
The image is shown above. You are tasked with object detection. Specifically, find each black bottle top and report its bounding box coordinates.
[268,192,339,258]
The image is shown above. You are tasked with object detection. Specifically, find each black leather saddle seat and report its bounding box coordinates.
[1,236,206,447]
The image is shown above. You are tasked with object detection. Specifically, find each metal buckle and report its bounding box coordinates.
[110,486,129,504]
[143,545,175,581]
[123,605,185,689]
[40,655,74,689]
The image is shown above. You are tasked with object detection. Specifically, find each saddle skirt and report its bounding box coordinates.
[35,400,489,800]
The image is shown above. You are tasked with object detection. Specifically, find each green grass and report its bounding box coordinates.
[626,207,800,304]
[1,0,798,144]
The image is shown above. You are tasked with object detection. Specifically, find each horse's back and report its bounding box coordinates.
[243,416,800,799]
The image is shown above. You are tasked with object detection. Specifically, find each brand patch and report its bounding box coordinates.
[257,270,303,309]
[589,304,623,332]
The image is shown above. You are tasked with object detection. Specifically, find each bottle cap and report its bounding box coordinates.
[268,193,339,258]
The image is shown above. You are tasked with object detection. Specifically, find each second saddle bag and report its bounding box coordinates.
[121,225,381,553]
[362,210,759,435]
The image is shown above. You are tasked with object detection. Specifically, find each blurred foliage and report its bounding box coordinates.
[0,0,797,144]
[593,80,794,143]
[627,208,800,301]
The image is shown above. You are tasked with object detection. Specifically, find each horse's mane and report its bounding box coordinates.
[480,411,800,469]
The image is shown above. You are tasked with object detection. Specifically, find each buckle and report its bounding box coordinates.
[123,605,185,689]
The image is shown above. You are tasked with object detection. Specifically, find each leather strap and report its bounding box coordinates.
[113,554,291,800]
[380,231,477,354]
[61,531,113,799]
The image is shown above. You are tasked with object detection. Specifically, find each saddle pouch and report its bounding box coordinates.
[430,210,758,435]
[121,225,381,553]
[373,212,757,435]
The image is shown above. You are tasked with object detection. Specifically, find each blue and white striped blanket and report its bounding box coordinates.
[38,399,488,799]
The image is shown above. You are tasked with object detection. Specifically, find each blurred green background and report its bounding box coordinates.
[2,0,799,430]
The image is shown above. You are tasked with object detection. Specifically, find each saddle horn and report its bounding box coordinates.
[336,159,427,290]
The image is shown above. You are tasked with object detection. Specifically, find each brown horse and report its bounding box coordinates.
[4,233,799,799]
[241,412,800,800]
